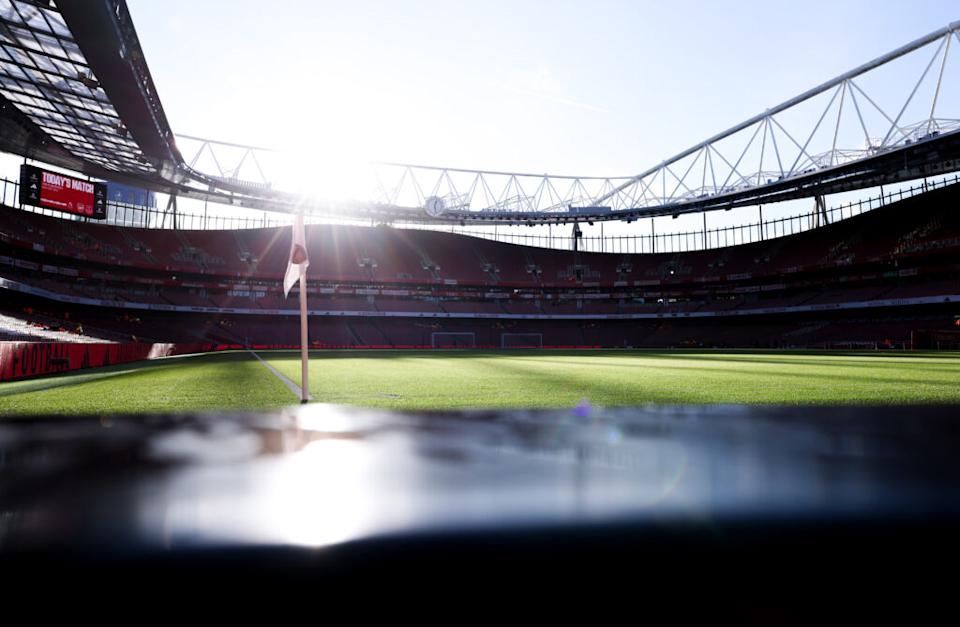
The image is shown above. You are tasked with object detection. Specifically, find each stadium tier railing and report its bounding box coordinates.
[436,175,960,254]
[2,172,958,256]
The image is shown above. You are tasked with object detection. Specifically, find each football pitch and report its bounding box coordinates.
[1,349,960,416]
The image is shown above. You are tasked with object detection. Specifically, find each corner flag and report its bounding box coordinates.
[284,213,310,298]
[283,214,310,403]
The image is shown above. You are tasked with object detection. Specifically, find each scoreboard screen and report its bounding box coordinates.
[19,164,107,220]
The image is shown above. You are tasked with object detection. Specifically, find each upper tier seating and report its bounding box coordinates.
[1,183,958,295]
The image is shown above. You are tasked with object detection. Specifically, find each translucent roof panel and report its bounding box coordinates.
[0,0,154,174]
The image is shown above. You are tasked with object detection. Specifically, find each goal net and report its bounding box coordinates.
[501,333,544,349]
[431,332,476,348]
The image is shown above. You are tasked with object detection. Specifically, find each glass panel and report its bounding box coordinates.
[39,7,70,38]
[8,26,42,53]
[1,41,37,67]
[0,0,18,21]
[57,40,85,64]
[16,2,52,34]
[27,48,58,73]
[34,31,68,59]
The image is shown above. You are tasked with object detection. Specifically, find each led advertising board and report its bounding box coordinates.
[19,164,107,219]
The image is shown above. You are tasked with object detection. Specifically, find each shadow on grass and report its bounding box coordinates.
[474,356,960,405]
[500,354,960,377]
[275,346,960,389]
[257,348,960,362]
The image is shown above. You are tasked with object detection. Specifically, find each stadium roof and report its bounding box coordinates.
[0,1,149,173]
[0,0,292,205]
[1,1,960,225]
[0,1,179,182]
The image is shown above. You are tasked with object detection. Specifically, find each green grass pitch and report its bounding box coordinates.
[1,349,959,416]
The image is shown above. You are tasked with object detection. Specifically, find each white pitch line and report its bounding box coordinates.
[249,350,311,401]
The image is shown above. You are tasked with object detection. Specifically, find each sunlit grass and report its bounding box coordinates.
[266,349,960,409]
[1,349,959,416]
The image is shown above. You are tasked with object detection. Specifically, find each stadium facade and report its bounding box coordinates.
[0,1,958,373]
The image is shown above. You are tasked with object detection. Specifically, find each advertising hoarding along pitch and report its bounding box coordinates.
[18,164,107,220]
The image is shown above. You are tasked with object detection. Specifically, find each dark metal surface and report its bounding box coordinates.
[1,404,958,617]
[2,404,958,551]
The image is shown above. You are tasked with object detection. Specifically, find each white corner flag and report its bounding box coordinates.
[284,213,310,298]
[283,214,310,403]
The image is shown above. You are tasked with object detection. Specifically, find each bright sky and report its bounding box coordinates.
[129,0,958,177]
[2,1,957,240]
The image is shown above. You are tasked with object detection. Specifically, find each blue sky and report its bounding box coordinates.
[129,0,958,178]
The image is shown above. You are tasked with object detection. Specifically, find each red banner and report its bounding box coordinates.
[0,342,216,381]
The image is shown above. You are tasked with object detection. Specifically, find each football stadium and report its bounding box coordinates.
[1,0,959,617]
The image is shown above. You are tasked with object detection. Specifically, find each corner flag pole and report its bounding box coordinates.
[299,259,309,403]
[284,212,311,403]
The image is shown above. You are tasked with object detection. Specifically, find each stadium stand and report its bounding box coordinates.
[0,309,132,343]
[1,181,959,348]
